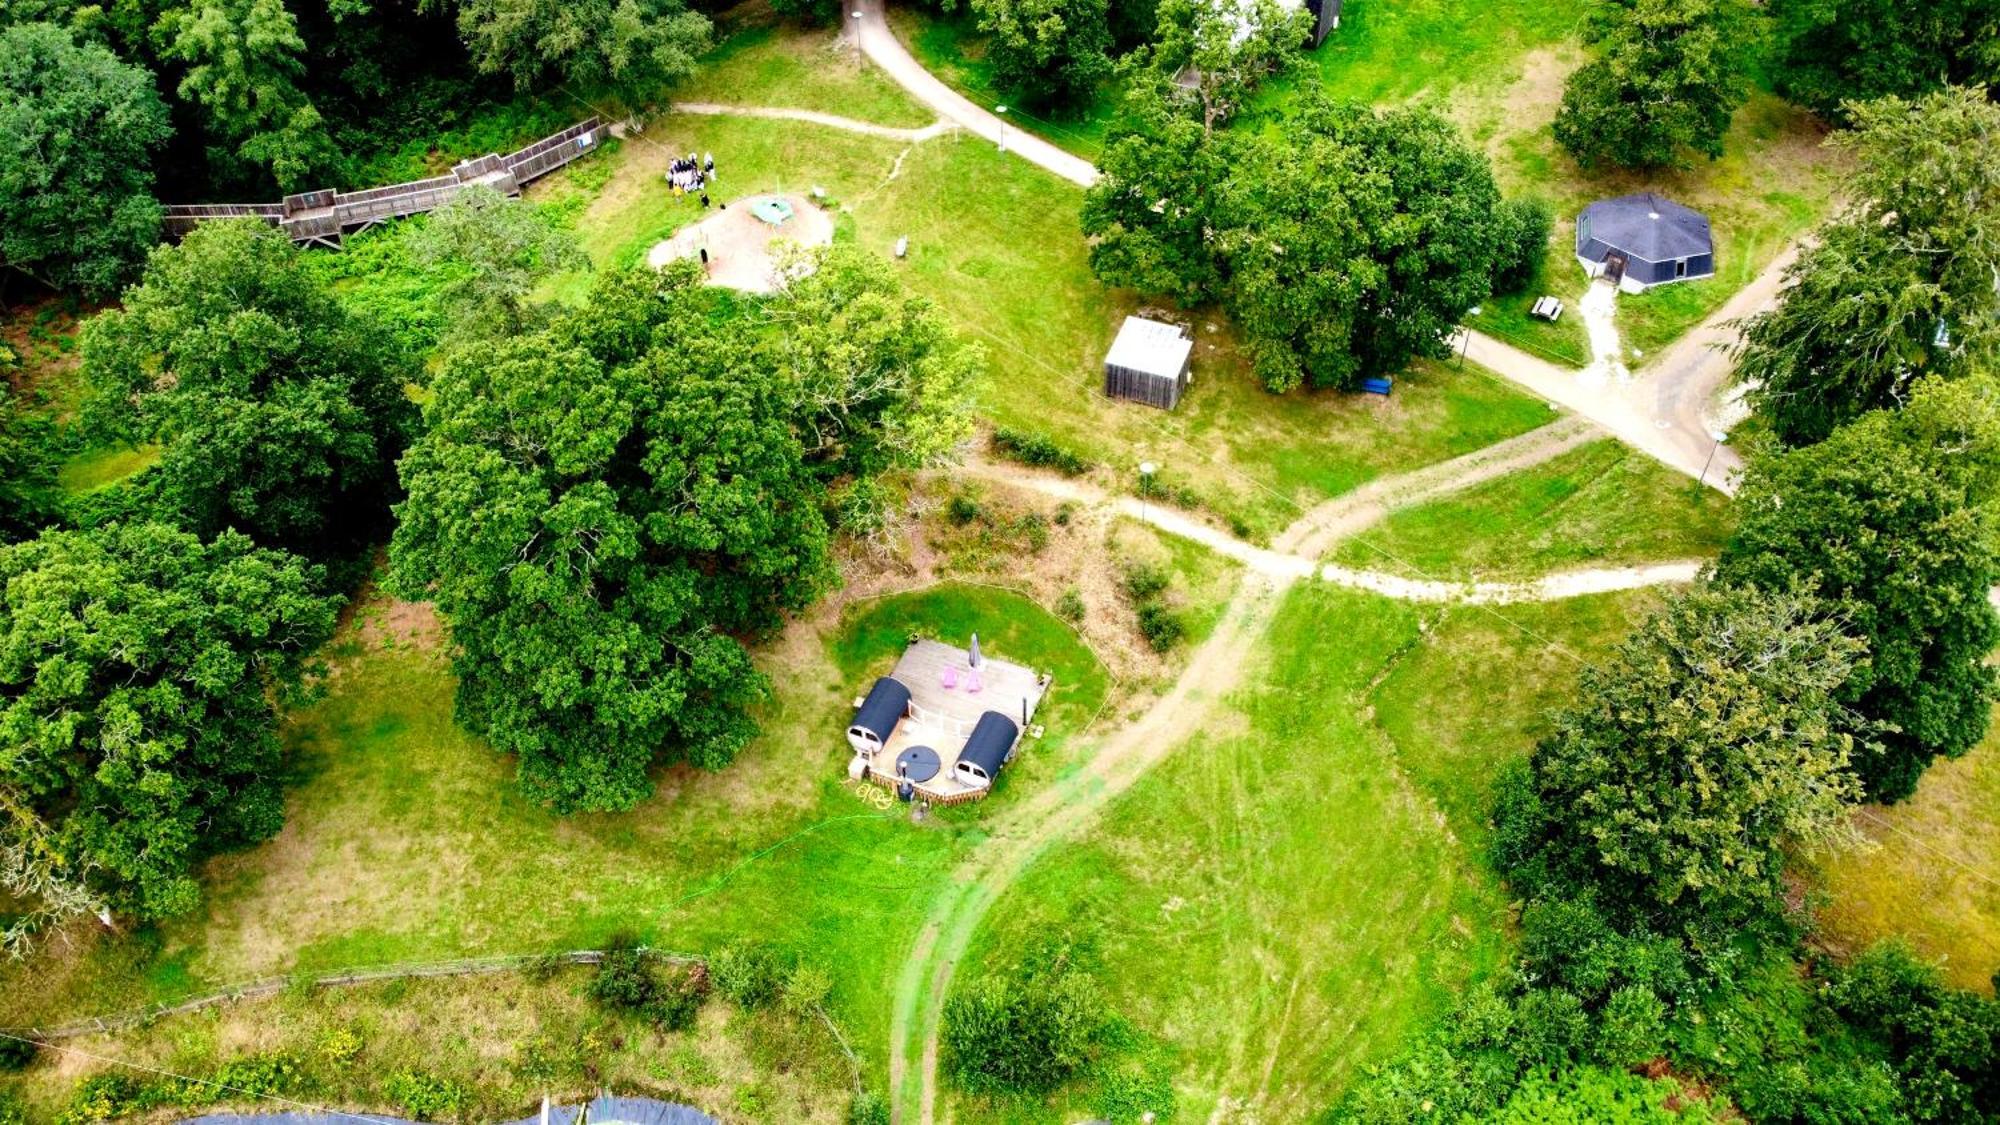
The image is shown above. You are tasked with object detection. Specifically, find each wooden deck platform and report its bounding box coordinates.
[857,639,1049,805]
[162,119,607,248]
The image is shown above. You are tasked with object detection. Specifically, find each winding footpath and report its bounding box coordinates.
[672,102,956,142]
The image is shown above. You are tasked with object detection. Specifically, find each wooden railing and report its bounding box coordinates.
[161,118,607,247]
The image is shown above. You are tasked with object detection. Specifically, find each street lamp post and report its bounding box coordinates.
[1698,429,1728,488]
[995,105,1008,152]
[1138,461,1158,524]
[851,11,863,61]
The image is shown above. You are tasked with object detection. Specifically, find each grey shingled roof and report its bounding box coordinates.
[1579,193,1712,263]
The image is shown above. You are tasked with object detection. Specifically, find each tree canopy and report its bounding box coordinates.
[1767,0,2000,123]
[450,0,711,90]
[1737,88,2000,445]
[80,219,417,565]
[392,254,977,811]
[1086,93,1514,392]
[159,0,335,190]
[0,522,339,925]
[1716,378,2000,803]
[1523,583,1868,931]
[969,0,1114,108]
[1551,0,1752,171]
[408,185,589,349]
[0,22,171,298]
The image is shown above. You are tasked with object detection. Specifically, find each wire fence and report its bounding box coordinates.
[2,949,703,1041]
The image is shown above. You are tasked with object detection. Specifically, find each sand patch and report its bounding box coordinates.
[644,192,835,293]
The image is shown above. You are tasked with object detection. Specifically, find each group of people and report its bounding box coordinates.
[669,152,716,207]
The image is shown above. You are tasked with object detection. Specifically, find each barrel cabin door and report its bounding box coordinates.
[1603,252,1629,285]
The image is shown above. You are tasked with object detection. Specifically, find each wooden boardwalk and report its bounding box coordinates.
[162,119,608,248]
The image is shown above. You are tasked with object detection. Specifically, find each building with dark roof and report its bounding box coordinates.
[1574,193,1715,291]
[952,711,1022,789]
[847,676,911,755]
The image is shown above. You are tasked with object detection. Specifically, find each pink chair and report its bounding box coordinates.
[941,666,958,690]
[965,670,984,694]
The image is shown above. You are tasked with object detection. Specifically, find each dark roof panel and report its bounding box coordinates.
[1578,192,1712,262]
[958,711,1020,776]
[852,676,911,739]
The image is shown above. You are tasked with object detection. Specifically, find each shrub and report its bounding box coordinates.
[1136,602,1185,652]
[781,962,834,1017]
[1013,511,1050,552]
[0,1089,23,1125]
[947,494,983,525]
[210,1053,302,1098]
[991,427,1093,476]
[589,944,709,1031]
[386,1071,468,1122]
[942,963,1107,1095]
[1595,985,1668,1067]
[710,941,785,1009]
[1056,588,1086,623]
[0,1035,36,1072]
[846,1090,890,1125]
[1093,1061,1177,1121]
[1121,563,1169,603]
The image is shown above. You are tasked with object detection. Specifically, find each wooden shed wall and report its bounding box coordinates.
[1104,361,1189,410]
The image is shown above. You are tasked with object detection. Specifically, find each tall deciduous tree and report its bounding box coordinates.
[450,0,711,90]
[1148,0,1308,134]
[1218,98,1507,392]
[1716,378,2000,803]
[1526,583,1868,931]
[392,261,977,811]
[1737,88,2000,445]
[80,220,417,566]
[0,522,338,922]
[969,0,1114,108]
[1081,87,1230,305]
[1552,0,1752,170]
[0,23,171,298]
[160,0,335,190]
[1768,0,2000,123]
[408,185,588,349]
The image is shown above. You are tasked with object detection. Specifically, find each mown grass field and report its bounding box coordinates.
[0,583,1105,1074]
[949,584,1601,1122]
[888,0,1841,370]
[550,109,1554,543]
[1332,437,1736,580]
[1810,731,2000,995]
[681,17,937,129]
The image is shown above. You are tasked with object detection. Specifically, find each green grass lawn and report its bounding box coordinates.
[1809,730,2000,995]
[0,582,1105,1069]
[888,8,1116,160]
[947,585,1518,1122]
[1369,590,1664,854]
[680,15,936,128]
[552,113,1554,542]
[1330,438,1736,580]
[56,443,160,495]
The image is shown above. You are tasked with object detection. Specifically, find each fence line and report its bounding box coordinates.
[4,948,702,1042]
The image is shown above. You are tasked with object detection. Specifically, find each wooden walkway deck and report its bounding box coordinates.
[162,119,607,248]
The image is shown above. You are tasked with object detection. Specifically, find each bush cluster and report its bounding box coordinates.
[941,937,1111,1096]
[587,943,711,1033]
[385,1071,469,1122]
[1120,563,1184,652]
[991,428,1093,477]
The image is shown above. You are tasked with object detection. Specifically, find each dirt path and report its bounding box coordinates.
[888,570,1292,1122]
[892,454,1708,1122]
[672,102,954,142]
[1272,414,1601,559]
[849,0,1100,188]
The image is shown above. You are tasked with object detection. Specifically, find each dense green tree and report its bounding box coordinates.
[1218,98,1507,391]
[408,185,588,349]
[761,243,981,483]
[1526,583,1867,930]
[1825,943,2000,1123]
[1080,88,1229,305]
[1490,196,1553,295]
[0,23,171,298]
[450,0,711,90]
[80,220,416,565]
[1552,0,1752,170]
[160,0,336,190]
[1738,89,2000,445]
[1716,378,2000,802]
[0,522,339,923]
[1148,0,1307,134]
[941,939,1107,1095]
[0,384,58,543]
[1768,0,2000,123]
[969,0,1113,108]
